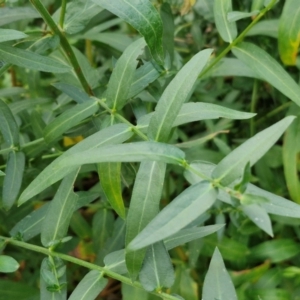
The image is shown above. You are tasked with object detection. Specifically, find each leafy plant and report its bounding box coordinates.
[1,0,300,299]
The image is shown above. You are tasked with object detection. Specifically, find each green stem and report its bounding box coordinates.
[199,0,278,79]
[0,236,178,300]
[256,102,292,125]
[30,0,93,96]
[59,0,67,29]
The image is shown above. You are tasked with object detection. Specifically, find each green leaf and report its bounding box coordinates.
[246,183,300,218]
[92,0,164,65]
[10,203,50,241]
[68,271,107,300]
[251,0,265,10]
[70,211,92,240]
[3,151,25,210]
[19,124,134,204]
[241,204,273,237]
[0,255,19,273]
[44,99,99,143]
[126,161,166,280]
[202,247,238,300]
[128,181,217,250]
[251,239,300,263]
[128,61,160,99]
[0,45,72,73]
[52,82,90,104]
[232,42,300,107]
[104,249,128,274]
[148,49,212,142]
[0,29,28,43]
[139,242,174,291]
[0,99,19,146]
[278,0,300,65]
[0,170,5,176]
[212,116,295,186]
[214,0,237,43]
[0,7,39,26]
[164,224,225,250]
[122,283,148,300]
[57,142,185,168]
[0,280,39,299]
[106,38,146,110]
[283,114,300,203]
[227,10,259,22]
[246,19,279,38]
[41,169,79,247]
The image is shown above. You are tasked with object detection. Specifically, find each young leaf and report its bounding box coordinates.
[68,271,107,300]
[106,38,146,110]
[202,247,238,300]
[3,151,25,210]
[92,0,164,65]
[283,113,300,203]
[0,7,39,26]
[212,116,295,186]
[98,163,125,219]
[232,42,300,107]
[148,49,213,142]
[0,99,19,146]
[41,169,79,247]
[241,203,273,237]
[128,181,217,250]
[278,0,300,65]
[214,0,237,43]
[57,142,185,168]
[0,256,19,273]
[164,224,225,250]
[19,124,133,205]
[139,242,174,291]
[0,29,28,43]
[126,161,166,280]
[0,45,71,73]
[44,99,99,143]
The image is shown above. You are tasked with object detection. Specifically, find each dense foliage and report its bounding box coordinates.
[1,0,300,299]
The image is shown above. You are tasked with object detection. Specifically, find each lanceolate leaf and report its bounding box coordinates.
[278,0,300,65]
[92,0,164,65]
[0,45,71,73]
[57,142,185,168]
[126,161,166,280]
[0,256,19,273]
[164,224,225,250]
[122,284,148,300]
[0,29,28,42]
[98,163,125,219]
[227,10,259,23]
[139,242,174,291]
[106,38,146,110]
[0,7,39,26]
[0,99,19,146]
[3,151,25,210]
[212,116,295,186]
[18,124,133,205]
[128,181,217,250]
[41,169,79,247]
[283,118,300,203]
[68,271,107,300]
[44,99,99,143]
[148,49,213,142]
[202,248,237,300]
[138,102,255,131]
[246,19,279,38]
[214,0,237,43]
[232,43,300,107]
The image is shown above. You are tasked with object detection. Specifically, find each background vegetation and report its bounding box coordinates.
[1,0,300,299]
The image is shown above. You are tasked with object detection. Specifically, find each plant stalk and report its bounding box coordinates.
[59,0,67,29]
[30,0,93,96]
